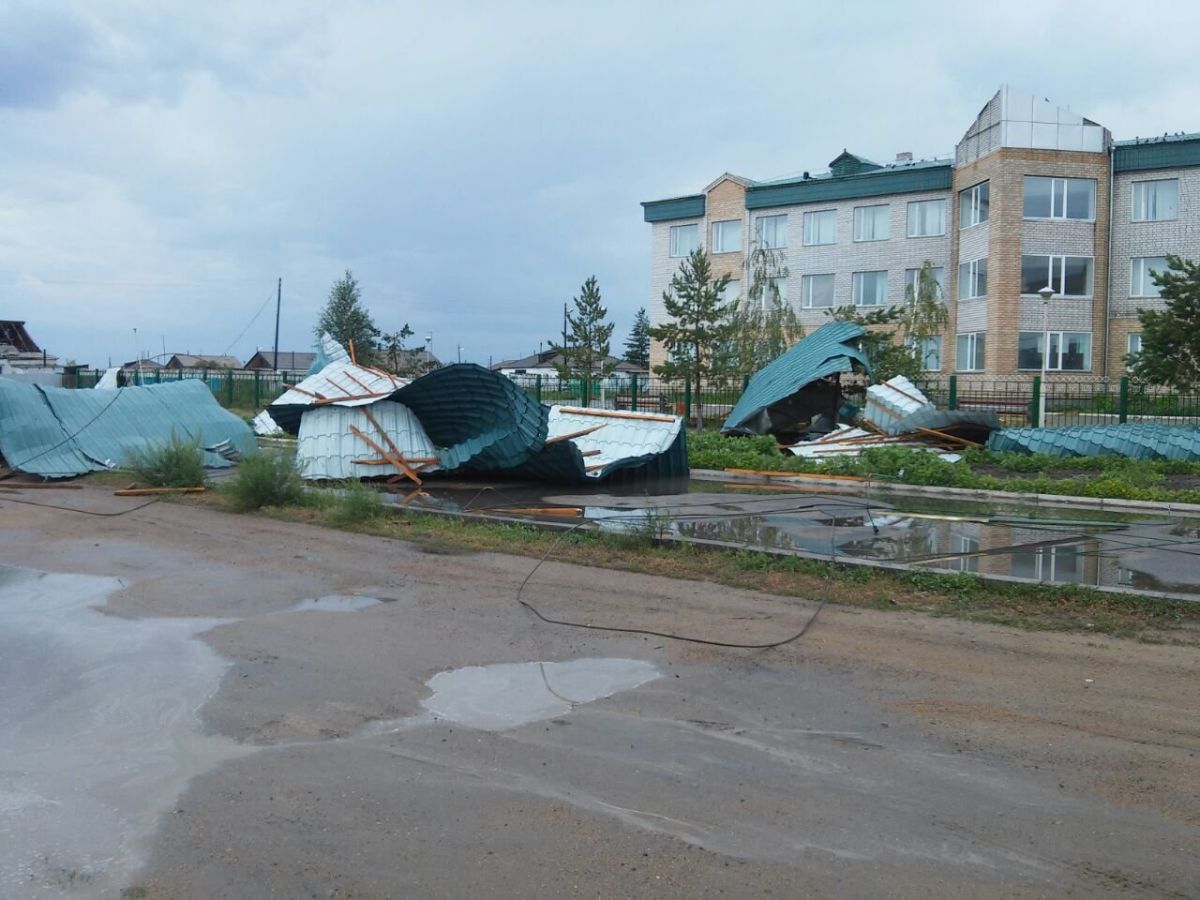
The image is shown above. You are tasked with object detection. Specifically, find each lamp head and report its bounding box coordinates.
[1038,286,1055,303]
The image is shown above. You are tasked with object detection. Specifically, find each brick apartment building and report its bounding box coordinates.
[641,86,1200,381]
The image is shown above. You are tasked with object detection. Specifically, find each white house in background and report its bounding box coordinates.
[491,349,649,387]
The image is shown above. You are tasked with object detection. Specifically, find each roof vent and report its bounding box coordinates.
[895,151,913,163]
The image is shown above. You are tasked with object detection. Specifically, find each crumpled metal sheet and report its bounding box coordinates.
[295,401,440,481]
[987,423,1200,460]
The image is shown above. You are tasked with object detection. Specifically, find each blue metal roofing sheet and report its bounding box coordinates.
[1112,136,1200,173]
[987,424,1200,460]
[746,163,952,210]
[641,195,706,223]
[721,322,870,434]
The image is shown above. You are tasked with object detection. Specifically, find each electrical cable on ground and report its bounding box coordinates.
[0,494,161,517]
[10,387,125,471]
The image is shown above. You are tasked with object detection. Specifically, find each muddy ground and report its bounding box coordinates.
[1,486,1197,898]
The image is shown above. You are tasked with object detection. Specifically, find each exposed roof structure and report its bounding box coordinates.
[0,379,253,477]
[988,424,1200,460]
[296,401,440,481]
[864,375,998,438]
[164,354,242,369]
[243,350,318,372]
[268,361,409,433]
[722,322,870,436]
[514,406,686,482]
[0,321,40,354]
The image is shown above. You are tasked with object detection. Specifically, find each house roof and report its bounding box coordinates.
[0,321,40,354]
[244,350,318,371]
[165,354,242,369]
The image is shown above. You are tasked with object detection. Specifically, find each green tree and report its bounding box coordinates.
[1129,255,1199,389]
[898,260,949,372]
[624,307,650,367]
[719,299,806,384]
[316,270,380,364]
[549,275,615,405]
[379,323,415,372]
[826,304,923,390]
[648,249,734,428]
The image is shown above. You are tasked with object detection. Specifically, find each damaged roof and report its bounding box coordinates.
[988,424,1200,460]
[722,322,870,435]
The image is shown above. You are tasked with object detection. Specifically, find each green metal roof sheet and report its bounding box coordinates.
[721,322,871,435]
[1113,135,1200,173]
[641,195,706,223]
[746,163,952,210]
[988,424,1200,460]
[0,378,254,477]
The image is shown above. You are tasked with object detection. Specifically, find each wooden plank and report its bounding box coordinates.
[0,482,83,490]
[113,486,206,496]
[544,424,607,445]
[580,449,602,457]
[349,425,422,486]
[342,369,375,392]
[555,406,677,423]
[312,391,391,406]
[361,407,423,485]
[914,426,983,448]
[282,383,326,400]
[348,338,357,364]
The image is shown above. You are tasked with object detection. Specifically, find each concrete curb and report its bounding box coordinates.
[691,469,1200,516]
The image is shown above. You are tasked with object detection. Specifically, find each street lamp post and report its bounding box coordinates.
[1038,285,1055,428]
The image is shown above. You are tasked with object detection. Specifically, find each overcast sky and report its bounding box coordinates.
[2,1,1197,368]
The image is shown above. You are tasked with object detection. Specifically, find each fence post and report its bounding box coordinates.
[225,369,234,406]
[1030,375,1042,427]
[253,370,262,408]
[947,375,958,411]
[535,374,542,405]
[1118,376,1129,424]
[683,380,692,425]
[742,374,750,392]
[630,373,639,413]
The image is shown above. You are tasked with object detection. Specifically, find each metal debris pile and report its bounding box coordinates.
[268,340,687,488]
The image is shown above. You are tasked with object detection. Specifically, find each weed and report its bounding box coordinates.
[123,431,206,487]
[326,481,388,528]
[224,452,304,511]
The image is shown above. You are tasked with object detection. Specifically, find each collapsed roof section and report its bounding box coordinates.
[0,379,254,478]
[268,359,409,434]
[865,375,999,443]
[721,322,871,438]
[988,424,1200,460]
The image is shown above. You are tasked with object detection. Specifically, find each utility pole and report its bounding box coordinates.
[272,277,282,371]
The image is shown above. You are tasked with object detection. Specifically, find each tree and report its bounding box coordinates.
[379,323,415,372]
[826,304,923,390]
[715,241,804,382]
[624,307,650,367]
[648,249,734,428]
[549,275,615,405]
[1130,254,1200,389]
[898,260,949,372]
[316,270,380,364]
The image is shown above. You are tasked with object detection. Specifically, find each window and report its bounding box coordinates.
[767,276,787,307]
[1130,256,1170,297]
[720,278,741,304]
[906,199,947,236]
[959,181,989,228]
[1020,255,1094,296]
[956,332,985,371]
[909,335,942,371]
[958,258,987,300]
[1132,179,1179,222]
[853,205,890,241]
[801,274,834,308]
[1127,333,1143,356]
[711,219,742,254]
[1013,545,1082,584]
[803,209,836,246]
[852,270,887,307]
[756,214,788,249]
[949,534,979,573]
[905,266,946,300]
[1023,176,1096,220]
[669,223,698,257]
[1017,331,1092,371]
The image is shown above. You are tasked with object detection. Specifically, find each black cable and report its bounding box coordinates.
[0,495,160,517]
[9,387,125,471]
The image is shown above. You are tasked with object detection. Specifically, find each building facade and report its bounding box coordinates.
[642,87,1200,380]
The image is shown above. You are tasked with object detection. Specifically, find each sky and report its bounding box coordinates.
[2,0,1198,369]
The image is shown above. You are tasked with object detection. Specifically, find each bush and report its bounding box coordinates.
[124,432,206,487]
[326,480,387,528]
[225,452,304,511]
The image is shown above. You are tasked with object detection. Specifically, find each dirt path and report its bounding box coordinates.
[1,487,1197,898]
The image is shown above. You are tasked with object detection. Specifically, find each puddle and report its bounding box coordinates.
[288,594,387,612]
[0,566,248,898]
[419,658,661,731]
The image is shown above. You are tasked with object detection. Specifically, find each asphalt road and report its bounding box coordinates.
[1,487,1196,898]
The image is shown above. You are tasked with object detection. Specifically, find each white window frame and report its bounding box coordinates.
[711,219,742,254]
[956,332,985,371]
[908,335,943,371]
[959,181,989,229]
[1131,179,1179,223]
[800,273,834,309]
[755,214,788,250]
[1016,331,1093,372]
[957,258,987,300]
[1130,256,1169,298]
[1022,176,1096,221]
[1127,333,1143,356]
[720,278,742,305]
[853,205,890,242]
[851,270,888,307]
[802,209,836,246]
[669,223,698,258]
[1020,255,1094,298]
[905,266,946,300]
[906,199,947,237]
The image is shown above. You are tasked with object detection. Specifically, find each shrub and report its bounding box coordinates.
[225,452,304,511]
[124,432,206,487]
[326,480,387,528]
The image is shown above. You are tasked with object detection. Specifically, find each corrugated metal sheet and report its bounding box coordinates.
[512,406,686,482]
[1112,136,1200,173]
[295,401,440,481]
[393,364,547,472]
[746,163,952,210]
[269,361,409,434]
[0,378,253,477]
[722,322,870,435]
[988,424,1200,460]
[641,195,706,222]
[865,375,999,437]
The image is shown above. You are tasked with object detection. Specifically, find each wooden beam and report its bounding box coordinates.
[282,383,326,400]
[555,406,677,423]
[913,426,983,448]
[0,482,83,490]
[342,369,375,392]
[544,424,607,445]
[348,337,357,364]
[349,425,422,486]
[311,391,391,405]
[361,407,424,485]
[114,486,206,496]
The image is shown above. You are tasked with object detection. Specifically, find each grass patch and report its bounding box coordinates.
[326,480,388,529]
[123,432,206,487]
[174,484,1200,643]
[222,451,306,511]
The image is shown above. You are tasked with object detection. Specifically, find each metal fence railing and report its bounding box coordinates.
[62,365,1200,429]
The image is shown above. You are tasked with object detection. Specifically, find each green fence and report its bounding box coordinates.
[502,373,746,424]
[68,367,295,411]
